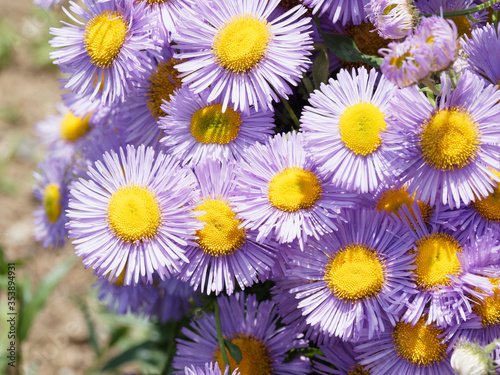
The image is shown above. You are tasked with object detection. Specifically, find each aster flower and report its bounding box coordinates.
[173,0,313,113]
[94,272,154,315]
[415,0,487,38]
[379,36,433,87]
[139,0,195,44]
[33,157,72,249]
[143,277,200,323]
[366,0,415,40]
[177,158,276,295]
[117,50,184,148]
[159,85,274,167]
[435,171,500,242]
[461,23,500,85]
[399,205,496,328]
[34,0,61,10]
[274,208,416,342]
[355,316,456,374]
[314,341,369,375]
[174,293,311,375]
[366,182,434,225]
[49,0,159,106]
[35,103,96,160]
[384,71,500,209]
[184,363,236,375]
[231,132,358,250]
[415,15,458,72]
[300,67,398,193]
[302,0,369,25]
[451,339,497,375]
[67,144,202,285]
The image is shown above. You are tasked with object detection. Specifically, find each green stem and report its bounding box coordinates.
[161,321,179,375]
[280,96,300,130]
[421,77,440,95]
[214,302,231,374]
[422,0,500,18]
[493,10,499,31]
[484,339,499,354]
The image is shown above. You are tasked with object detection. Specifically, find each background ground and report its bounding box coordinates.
[0,1,124,374]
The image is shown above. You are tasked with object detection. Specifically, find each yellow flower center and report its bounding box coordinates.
[214,334,272,375]
[412,233,462,290]
[213,14,271,73]
[390,52,412,69]
[472,278,500,327]
[60,112,92,142]
[190,104,242,144]
[107,264,127,287]
[450,16,472,38]
[471,170,500,222]
[375,187,432,223]
[392,319,447,366]
[44,184,62,224]
[107,185,161,243]
[267,167,322,212]
[84,11,128,68]
[420,108,480,171]
[324,244,385,301]
[195,199,245,257]
[146,59,183,120]
[339,102,386,156]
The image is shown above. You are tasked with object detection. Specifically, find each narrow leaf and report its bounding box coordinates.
[321,33,383,68]
[18,256,75,341]
[224,338,242,364]
[100,341,157,371]
[312,49,330,89]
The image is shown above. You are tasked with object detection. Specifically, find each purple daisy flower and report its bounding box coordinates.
[314,341,369,375]
[177,158,276,296]
[379,36,433,87]
[34,0,61,10]
[435,171,500,242]
[143,277,200,324]
[35,103,97,160]
[364,182,435,226]
[366,0,416,40]
[116,51,184,148]
[399,205,496,329]
[415,15,458,72]
[231,132,358,250]
[67,144,203,286]
[173,0,313,113]
[461,23,500,85]
[49,0,159,106]
[159,85,275,167]
[384,71,500,209]
[300,67,398,193]
[184,363,235,375]
[33,156,72,249]
[274,208,416,342]
[94,273,155,315]
[174,292,311,375]
[415,0,487,38]
[302,0,369,25]
[355,316,456,374]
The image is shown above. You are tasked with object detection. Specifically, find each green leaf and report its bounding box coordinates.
[73,296,101,357]
[18,256,75,341]
[312,49,330,89]
[321,33,383,68]
[107,326,129,349]
[100,341,158,372]
[224,339,242,364]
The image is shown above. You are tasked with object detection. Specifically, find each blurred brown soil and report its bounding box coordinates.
[0,1,98,374]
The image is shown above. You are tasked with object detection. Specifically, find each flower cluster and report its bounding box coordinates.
[32,0,500,373]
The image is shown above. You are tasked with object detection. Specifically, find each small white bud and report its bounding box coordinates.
[451,340,495,375]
